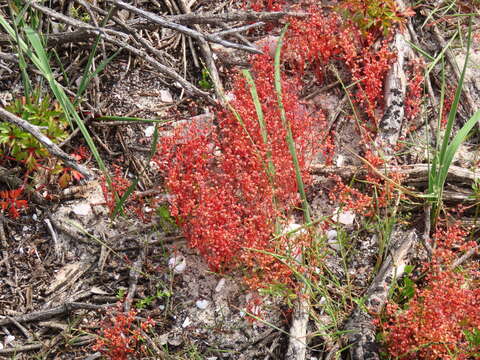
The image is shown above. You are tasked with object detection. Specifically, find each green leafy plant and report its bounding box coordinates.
[464,328,480,357]
[0,4,114,180]
[198,68,213,90]
[338,0,413,36]
[156,205,177,232]
[426,17,480,218]
[1,89,69,171]
[135,287,172,310]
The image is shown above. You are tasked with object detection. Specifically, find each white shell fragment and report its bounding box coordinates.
[182,316,191,328]
[334,207,356,226]
[215,278,226,292]
[4,335,15,345]
[168,255,186,274]
[144,125,155,137]
[326,229,341,251]
[72,203,91,216]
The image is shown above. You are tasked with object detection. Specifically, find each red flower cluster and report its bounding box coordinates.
[0,188,28,218]
[155,51,329,279]
[380,224,480,359]
[405,59,425,125]
[247,0,283,11]
[93,303,155,360]
[284,6,396,124]
[330,151,405,216]
[100,164,153,222]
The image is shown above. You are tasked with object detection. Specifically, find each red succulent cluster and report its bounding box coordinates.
[155,51,329,279]
[405,59,425,125]
[284,6,396,124]
[93,303,155,360]
[330,151,405,216]
[100,164,154,222]
[245,0,283,11]
[0,188,28,219]
[380,224,480,359]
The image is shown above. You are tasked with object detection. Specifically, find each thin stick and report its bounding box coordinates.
[28,2,212,102]
[0,107,91,178]
[109,0,262,54]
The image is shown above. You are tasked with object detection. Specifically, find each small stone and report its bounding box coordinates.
[195,299,209,309]
[215,278,226,292]
[72,203,91,216]
[159,89,173,103]
[168,255,186,274]
[182,317,191,328]
[144,125,155,137]
[334,208,355,226]
[326,229,337,241]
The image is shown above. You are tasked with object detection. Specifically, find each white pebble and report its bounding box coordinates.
[326,229,337,241]
[72,203,90,216]
[196,299,209,309]
[215,278,225,292]
[144,125,155,137]
[182,317,191,328]
[168,255,186,274]
[4,335,15,345]
[334,207,355,226]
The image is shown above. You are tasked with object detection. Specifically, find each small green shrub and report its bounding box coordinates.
[1,89,69,171]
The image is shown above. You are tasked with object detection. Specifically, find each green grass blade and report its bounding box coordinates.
[438,110,480,190]
[242,70,277,182]
[9,4,32,100]
[75,7,116,104]
[23,26,108,178]
[95,115,170,123]
[431,17,474,201]
[243,68,280,233]
[274,24,311,223]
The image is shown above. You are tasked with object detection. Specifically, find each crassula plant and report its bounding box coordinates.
[379,223,480,359]
[155,47,331,285]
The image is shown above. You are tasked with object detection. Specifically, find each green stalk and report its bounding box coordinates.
[427,17,480,220]
[273,25,311,223]
[242,69,281,234]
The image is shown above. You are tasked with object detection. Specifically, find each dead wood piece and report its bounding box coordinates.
[0,343,43,355]
[28,3,211,102]
[450,244,480,269]
[312,163,479,186]
[376,15,414,153]
[124,246,146,312]
[168,10,307,25]
[7,316,33,340]
[0,51,18,63]
[344,229,417,360]
[177,0,225,102]
[0,302,113,326]
[0,10,304,47]
[0,216,9,272]
[109,0,262,54]
[0,107,92,179]
[38,320,69,331]
[286,294,309,360]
